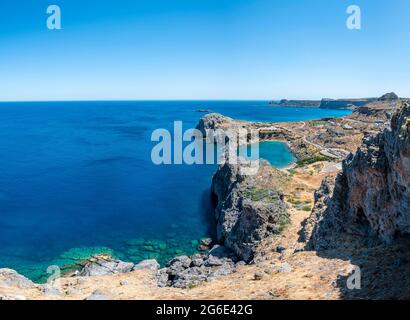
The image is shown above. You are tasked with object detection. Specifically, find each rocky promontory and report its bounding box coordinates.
[268,97,386,109]
[2,94,408,300]
[303,100,410,249]
[211,161,289,262]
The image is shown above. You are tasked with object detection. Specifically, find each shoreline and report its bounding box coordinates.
[2,96,407,299]
[0,110,352,284]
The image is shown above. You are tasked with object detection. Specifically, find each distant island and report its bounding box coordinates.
[268,92,399,110]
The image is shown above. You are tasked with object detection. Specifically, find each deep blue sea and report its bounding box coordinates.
[0,101,350,282]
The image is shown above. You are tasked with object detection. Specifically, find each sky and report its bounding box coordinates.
[0,0,409,101]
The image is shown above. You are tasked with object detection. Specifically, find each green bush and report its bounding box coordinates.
[296,155,333,167]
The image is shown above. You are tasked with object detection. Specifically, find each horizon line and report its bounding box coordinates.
[0,96,398,104]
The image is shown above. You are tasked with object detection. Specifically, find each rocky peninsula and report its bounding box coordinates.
[269,93,399,110]
[1,93,409,300]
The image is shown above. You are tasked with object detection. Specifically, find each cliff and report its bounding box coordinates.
[211,161,289,262]
[2,97,408,300]
[269,100,321,108]
[303,100,410,249]
[269,97,381,109]
[319,98,377,109]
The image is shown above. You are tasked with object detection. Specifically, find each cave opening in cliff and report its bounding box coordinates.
[356,206,370,229]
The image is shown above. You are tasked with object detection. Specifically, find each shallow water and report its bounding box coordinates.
[0,101,350,281]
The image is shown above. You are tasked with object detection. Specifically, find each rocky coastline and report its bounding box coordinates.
[2,93,409,300]
[302,99,410,249]
[0,160,291,297]
[268,94,400,109]
[211,161,288,262]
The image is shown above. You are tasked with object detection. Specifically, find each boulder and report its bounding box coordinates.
[165,261,186,277]
[190,254,205,267]
[157,268,170,287]
[159,251,237,289]
[132,259,160,273]
[198,238,213,251]
[169,256,192,268]
[171,266,209,288]
[254,272,264,280]
[78,255,134,277]
[204,255,224,267]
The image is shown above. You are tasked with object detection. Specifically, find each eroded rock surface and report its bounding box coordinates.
[196,113,235,137]
[303,100,410,249]
[78,255,134,276]
[0,269,36,290]
[132,259,160,273]
[211,161,289,262]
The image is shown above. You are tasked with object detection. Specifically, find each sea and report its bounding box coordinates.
[0,101,351,282]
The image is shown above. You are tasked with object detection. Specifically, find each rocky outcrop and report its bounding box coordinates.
[0,269,36,290]
[269,97,378,109]
[195,113,256,146]
[0,269,37,300]
[132,259,160,273]
[303,100,410,249]
[320,98,376,109]
[77,255,134,276]
[72,250,238,289]
[269,100,321,108]
[211,161,289,262]
[351,100,399,123]
[300,176,346,251]
[196,113,233,134]
[157,245,238,288]
[378,92,399,101]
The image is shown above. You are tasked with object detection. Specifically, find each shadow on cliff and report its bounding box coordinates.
[300,222,410,300]
[199,188,217,240]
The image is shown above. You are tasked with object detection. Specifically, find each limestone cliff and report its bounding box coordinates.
[211,161,289,262]
[303,100,410,249]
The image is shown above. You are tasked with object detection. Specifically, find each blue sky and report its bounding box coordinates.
[0,0,409,101]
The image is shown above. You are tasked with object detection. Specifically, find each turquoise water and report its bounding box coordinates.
[239,141,296,168]
[258,141,296,168]
[0,101,350,282]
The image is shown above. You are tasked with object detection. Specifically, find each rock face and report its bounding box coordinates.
[300,176,344,250]
[303,101,410,249]
[196,112,249,146]
[0,269,36,289]
[378,92,399,101]
[196,113,234,137]
[320,98,376,109]
[269,100,321,108]
[211,161,288,262]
